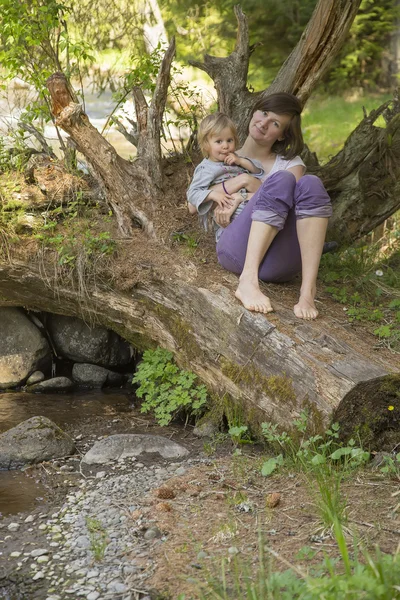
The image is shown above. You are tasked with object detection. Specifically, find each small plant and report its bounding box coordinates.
[86,517,107,561]
[228,425,251,446]
[132,347,208,426]
[260,413,370,532]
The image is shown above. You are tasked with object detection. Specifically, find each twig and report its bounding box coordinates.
[349,520,400,535]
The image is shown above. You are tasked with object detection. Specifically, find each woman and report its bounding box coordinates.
[210,93,332,320]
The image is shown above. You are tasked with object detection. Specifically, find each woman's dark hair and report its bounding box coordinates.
[252,93,304,160]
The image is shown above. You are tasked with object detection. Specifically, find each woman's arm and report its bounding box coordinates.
[287,165,306,182]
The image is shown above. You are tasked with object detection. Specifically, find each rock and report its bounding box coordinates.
[47,314,131,367]
[86,593,100,600]
[75,536,90,549]
[8,522,20,531]
[26,370,45,385]
[72,363,124,388]
[32,571,45,581]
[10,551,22,557]
[82,434,189,465]
[29,377,74,393]
[31,548,49,557]
[0,307,50,389]
[0,416,75,469]
[144,527,162,540]
[193,421,218,438]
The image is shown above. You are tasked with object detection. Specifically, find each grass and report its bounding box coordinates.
[318,226,400,352]
[302,92,392,164]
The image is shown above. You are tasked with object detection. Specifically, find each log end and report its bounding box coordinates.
[332,374,400,451]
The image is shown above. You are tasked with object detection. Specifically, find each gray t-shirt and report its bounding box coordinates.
[186,157,264,217]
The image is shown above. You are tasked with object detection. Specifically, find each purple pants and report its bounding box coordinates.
[216,171,332,283]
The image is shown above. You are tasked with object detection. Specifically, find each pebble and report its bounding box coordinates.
[7,523,20,531]
[31,548,49,557]
[144,527,162,540]
[32,571,45,581]
[37,555,50,563]
[24,515,35,523]
[10,551,22,558]
[2,452,208,599]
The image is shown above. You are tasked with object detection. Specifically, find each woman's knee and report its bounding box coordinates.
[294,174,332,217]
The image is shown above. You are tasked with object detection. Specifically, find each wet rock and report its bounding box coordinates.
[82,434,189,465]
[72,363,124,388]
[26,370,45,385]
[0,307,50,389]
[0,416,75,469]
[29,377,74,393]
[47,314,131,367]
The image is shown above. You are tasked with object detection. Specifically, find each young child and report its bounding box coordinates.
[187,113,264,239]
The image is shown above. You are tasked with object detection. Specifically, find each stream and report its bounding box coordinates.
[0,390,134,517]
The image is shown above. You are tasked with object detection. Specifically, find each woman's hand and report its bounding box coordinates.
[214,192,244,227]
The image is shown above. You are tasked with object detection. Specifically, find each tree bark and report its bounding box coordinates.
[315,99,400,242]
[0,261,397,432]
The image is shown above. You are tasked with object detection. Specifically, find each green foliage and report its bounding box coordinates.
[327,0,400,91]
[132,347,208,426]
[86,517,107,561]
[197,532,400,599]
[319,241,400,351]
[228,425,251,446]
[261,413,370,531]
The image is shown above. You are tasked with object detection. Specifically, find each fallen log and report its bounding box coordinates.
[0,260,397,437]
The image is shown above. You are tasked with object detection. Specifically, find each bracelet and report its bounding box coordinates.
[222,181,229,195]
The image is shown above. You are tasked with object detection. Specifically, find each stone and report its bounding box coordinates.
[24,515,35,523]
[7,522,20,531]
[26,370,45,385]
[31,548,49,557]
[0,416,76,469]
[75,536,90,549]
[193,421,218,438]
[37,555,50,563]
[29,377,74,393]
[144,527,162,540]
[72,363,124,388]
[10,551,22,557]
[32,571,45,581]
[82,434,189,465]
[86,593,100,600]
[0,307,50,389]
[47,314,131,367]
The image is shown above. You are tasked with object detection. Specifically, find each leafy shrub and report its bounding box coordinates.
[132,347,207,426]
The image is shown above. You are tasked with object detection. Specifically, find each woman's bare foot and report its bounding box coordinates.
[294,293,318,320]
[235,279,273,313]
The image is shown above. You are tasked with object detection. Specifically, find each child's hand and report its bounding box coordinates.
[208,190,234,209]
[224,153,239,166]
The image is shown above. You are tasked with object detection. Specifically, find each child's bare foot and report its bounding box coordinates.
[294,293,318,320]
[235,280,273,313]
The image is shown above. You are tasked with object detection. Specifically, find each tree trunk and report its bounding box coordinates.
[314,98,400,242]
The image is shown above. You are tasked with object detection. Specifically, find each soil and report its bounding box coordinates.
[0,402,399,599]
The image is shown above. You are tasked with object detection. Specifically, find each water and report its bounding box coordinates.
[0,390,134,516]
[0,85,137,159]
[0,390,132,433]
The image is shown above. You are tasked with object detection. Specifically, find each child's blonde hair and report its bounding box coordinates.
[198,113,239,158]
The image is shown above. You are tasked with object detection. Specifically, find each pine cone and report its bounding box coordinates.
[265,492,281,508]
[155,487,176,500]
